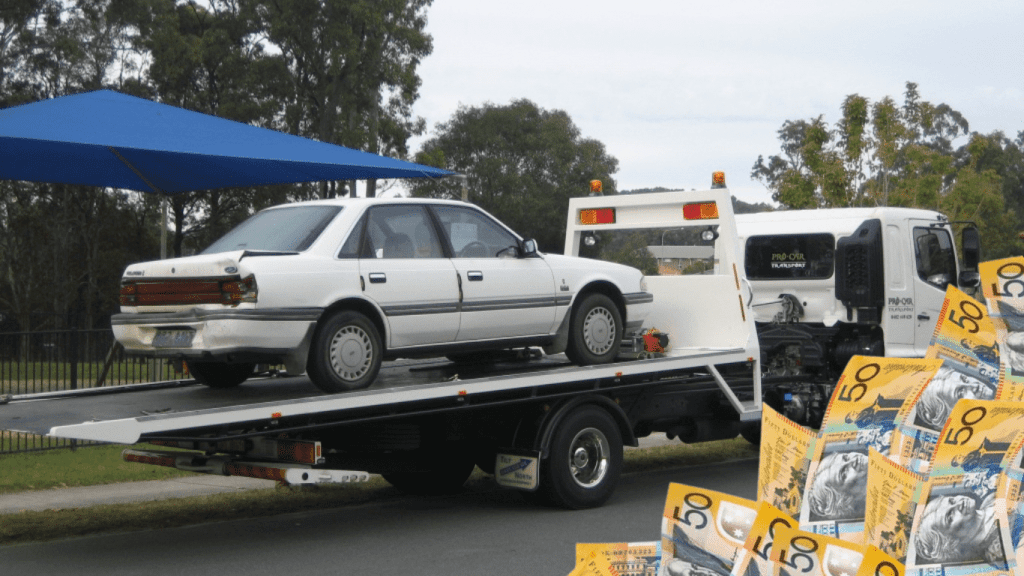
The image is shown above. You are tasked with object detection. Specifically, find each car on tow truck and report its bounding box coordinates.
[113,197,654,393]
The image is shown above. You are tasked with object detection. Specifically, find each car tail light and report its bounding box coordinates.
[120,275,257,306]
[579,208,616,225]
[683,202,719,220]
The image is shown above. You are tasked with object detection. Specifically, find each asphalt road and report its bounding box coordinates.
[0,457,759,576]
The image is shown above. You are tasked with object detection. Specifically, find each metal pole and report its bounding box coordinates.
[161,195,168,259]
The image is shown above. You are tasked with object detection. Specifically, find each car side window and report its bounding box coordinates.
[337,216,366,259]
[430,205,519,258]
[363,205,443,259]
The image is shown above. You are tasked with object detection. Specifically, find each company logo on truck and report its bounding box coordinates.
[771,251,806,269]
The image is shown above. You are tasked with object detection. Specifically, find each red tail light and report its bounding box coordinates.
[120,275,257,306]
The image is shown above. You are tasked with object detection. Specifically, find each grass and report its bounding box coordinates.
[0,444,196,493]
[0,437,758,546]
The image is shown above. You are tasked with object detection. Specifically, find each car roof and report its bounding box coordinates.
[261,196,472,211]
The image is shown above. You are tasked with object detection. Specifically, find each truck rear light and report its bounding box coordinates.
[579,208,616,225]
[119,275,257,306]
[224,462,288,482]
[683,202,719,220]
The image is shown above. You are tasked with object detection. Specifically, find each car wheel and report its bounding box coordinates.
[534,406,622,509]
[565,293,621,365]
[187,361,255,388]
[307,310,382,393]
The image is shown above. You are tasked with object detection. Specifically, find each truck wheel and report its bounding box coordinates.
[187,361,254,388]
[383,455,476,496]
[307,311,382,393]
[565,293,622,366]
[536,405,622,509]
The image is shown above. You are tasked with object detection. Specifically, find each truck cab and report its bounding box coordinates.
[733,207,980,425]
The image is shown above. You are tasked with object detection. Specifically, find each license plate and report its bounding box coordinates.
[494,451,540,491]
[153,329,195,348]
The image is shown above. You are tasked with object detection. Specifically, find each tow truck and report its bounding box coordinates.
[0,176,762,509]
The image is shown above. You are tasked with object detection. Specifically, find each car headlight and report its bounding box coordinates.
[640,276,649,293]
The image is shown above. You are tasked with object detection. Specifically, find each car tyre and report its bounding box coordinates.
[308,310,382,393]
[187,361,255,388]
[534,405,622,509]
[565,293,622,365]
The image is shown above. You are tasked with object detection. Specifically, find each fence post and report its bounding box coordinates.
[69,327,79,391]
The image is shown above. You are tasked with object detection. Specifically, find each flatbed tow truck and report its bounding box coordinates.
[0,181,761,509]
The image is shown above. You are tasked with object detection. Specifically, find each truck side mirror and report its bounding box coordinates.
[522,238,538,257]
[961,227,980,270]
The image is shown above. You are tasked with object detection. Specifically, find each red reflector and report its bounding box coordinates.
[580,208,615,225]
[683,203,719,220]
[271,412,282,419]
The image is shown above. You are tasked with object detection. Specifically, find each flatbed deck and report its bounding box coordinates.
[1,348,753,445]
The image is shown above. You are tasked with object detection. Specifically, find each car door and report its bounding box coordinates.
[429,204,557,342]
[911,222,958,356]
[356,204,461,349]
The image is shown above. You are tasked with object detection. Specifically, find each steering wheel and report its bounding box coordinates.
[458,241,489,258]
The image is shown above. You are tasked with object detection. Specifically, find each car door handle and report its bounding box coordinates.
[467,271,483,281]
[368,272,387,284]
[917,313,930,321]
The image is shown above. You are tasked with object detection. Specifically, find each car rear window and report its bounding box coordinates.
[203,206,342,254]
[745,233,835,279]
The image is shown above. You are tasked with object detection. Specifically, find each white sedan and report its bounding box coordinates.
[112,197,653,393]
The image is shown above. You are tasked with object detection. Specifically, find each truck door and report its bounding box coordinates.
[910,223,958,356]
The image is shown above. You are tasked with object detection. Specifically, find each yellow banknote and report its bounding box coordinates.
[855,545,904,576]
[996,432,1024,576]
[863,448,925,564]
[661,483,758,576]
[757,404,816,518]
[568,550,619,576]
[769,524,864,576]
[799,357,939,544]
[890,358,997,475]
[981,257,1024,402]
[927,285,998,375]
[730,501,797,576]
[904,399,1024,576]
[820,356,941,457]
[576,542,659,576]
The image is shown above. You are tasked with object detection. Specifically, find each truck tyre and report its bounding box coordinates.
[307,310,382,393]
[565,293,622,366]
[382,454,476,496]
[536,405,623,509]
[187,361,254,388]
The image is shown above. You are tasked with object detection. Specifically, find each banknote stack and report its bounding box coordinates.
[568,257,1024,576]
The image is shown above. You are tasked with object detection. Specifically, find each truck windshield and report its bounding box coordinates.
[202,206,342,254]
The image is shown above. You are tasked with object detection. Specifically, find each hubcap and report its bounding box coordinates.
[582,306,616,355]
[328,325,373,381]
[568,427,610,488]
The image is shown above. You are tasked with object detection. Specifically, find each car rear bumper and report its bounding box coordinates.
[111,308,320,360]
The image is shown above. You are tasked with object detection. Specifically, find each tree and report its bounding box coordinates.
[406,99,620,253]
[251,0,433,198]
[752,82,1020,257]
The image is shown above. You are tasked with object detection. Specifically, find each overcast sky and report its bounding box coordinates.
[405,0,1023,204]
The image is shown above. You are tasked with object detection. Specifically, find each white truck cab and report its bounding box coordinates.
[733,206,980,427]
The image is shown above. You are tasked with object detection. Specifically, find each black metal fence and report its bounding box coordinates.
[0,328,181,454]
